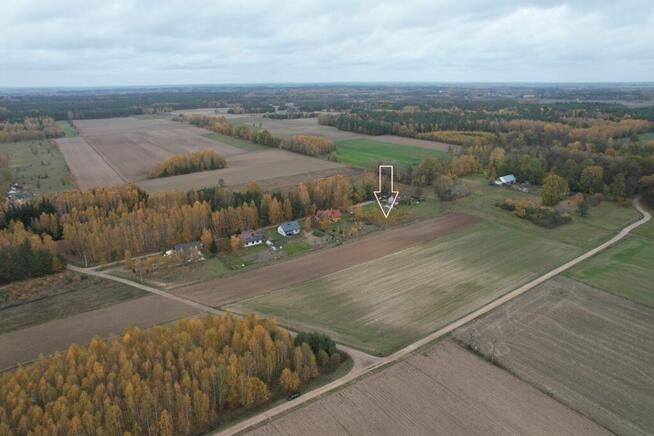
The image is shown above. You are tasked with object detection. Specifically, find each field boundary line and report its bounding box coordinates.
[213,197,651,436]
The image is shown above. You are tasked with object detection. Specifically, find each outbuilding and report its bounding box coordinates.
[495,174,517,186]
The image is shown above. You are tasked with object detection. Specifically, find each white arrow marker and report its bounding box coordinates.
[373,165,399,219]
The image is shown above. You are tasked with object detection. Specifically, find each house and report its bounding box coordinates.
[240,231,264,247]
[495,174,517,186]
[316,209,342,222]
[277,221,301,237]
[174,241,203,259]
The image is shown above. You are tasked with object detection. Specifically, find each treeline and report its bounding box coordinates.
[1,175,374,264]
[0,314,343,435]
[0,117,63,143]
[179,115,335,157]
[0,221,65,284]
[149,150,226,178]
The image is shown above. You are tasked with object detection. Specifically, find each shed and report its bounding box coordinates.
[495,174,517,186]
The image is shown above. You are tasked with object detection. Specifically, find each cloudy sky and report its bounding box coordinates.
[1,0,653,87]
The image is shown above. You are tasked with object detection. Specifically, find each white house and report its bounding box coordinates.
[240,231,264,247]
[495,174,517,186]
[277,221,301,237]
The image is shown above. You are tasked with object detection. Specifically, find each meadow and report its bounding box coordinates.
[565,216,654,307]
[333,138,449,167]
[0,140,75,195]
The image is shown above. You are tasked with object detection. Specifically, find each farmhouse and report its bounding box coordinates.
[495,174,517,186]
[316,209,342,222]
[278,221,301,237]
[240,231,264,247]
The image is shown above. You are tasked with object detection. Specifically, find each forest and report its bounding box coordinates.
[0,314,343,435]
[148,150,226,178]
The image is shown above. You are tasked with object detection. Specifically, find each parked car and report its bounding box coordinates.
[286,392,301,401]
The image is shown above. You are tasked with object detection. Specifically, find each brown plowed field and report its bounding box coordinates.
[60,118,246,185]
[175,213,480,307]
[56,137,125,188]
[453,276,654,436]
[0,295,199,371]
[138,149,349,193]
[246,341,607,436]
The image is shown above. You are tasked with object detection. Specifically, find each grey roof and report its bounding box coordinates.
[499,174,516,183]
[279,221,301,233]
[175,241,203,251]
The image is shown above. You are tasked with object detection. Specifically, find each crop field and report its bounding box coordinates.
[230,220,581,355]
[565,217,654,307]
[67,117,245,182]
[453,276,654,436]
[138,149,350,193]
[333,137,450,167]
[57,137,126,188]
[0,140,75,194]
[0,273,145,334]
[176,213,479,308]
[247,340,606,436]
[0,293,199,370]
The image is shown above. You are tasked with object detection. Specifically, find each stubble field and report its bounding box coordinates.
[247,340,607,436]
[453,276,654,436]
[230,220,583,355]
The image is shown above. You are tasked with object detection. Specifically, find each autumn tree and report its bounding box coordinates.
[541,173,569,206]
[580,165,604,193]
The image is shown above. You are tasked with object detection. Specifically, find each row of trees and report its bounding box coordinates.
[280,135,335,156]
[1,175,375,265]
[0,314,342,435]
[180,115,336,158]
[0,117,63,143]
[148,150,226,178]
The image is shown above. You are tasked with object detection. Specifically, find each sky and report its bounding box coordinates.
[1,0,653,87]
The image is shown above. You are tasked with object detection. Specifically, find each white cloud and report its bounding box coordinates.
[0,0,653,86]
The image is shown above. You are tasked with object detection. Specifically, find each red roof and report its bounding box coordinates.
[317,209,342,220]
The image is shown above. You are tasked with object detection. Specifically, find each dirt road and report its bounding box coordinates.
[213,198,650,435]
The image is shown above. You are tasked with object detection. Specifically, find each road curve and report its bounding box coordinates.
[213,198,651,436]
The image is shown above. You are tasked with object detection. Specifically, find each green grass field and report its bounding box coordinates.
[333,138,449,167]
[56,121,78,137]
[447,177,641,249]
[0,274,145,334]
[565,216,654,308]
[204,132,268,152]
[0,140,75,195]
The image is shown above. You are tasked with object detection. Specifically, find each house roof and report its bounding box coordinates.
[240,231,263,243]
[279,221,301,233]
[175,241,202,251]
[499,174,516,183]
[317,209,342,219]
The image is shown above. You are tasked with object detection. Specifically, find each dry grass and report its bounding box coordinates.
[246,340,607,436]
[453,276,654,436]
